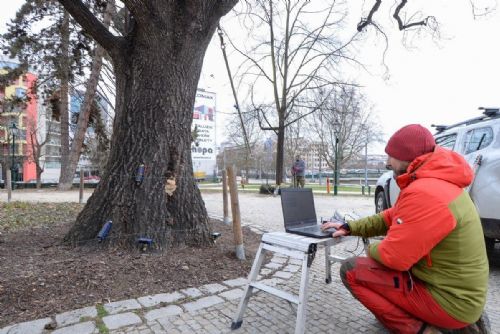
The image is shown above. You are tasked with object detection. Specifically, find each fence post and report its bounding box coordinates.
[227,165,245,260]
[222,169,230,225]
[7,169,12,203]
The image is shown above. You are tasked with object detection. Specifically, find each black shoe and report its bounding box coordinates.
[475,312,491,334]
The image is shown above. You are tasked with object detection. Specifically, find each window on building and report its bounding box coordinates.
[15,88,26,98]
[45,161,61,168]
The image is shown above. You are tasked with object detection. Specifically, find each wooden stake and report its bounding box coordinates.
[227,165,245,260]
[6,170,12,203]
[222,169,230,225]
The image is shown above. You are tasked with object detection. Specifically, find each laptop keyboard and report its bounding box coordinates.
[294,225,336,233]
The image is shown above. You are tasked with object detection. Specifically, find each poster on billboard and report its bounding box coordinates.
[191,89,216,179]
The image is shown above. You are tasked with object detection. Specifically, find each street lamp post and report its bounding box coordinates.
[9,123,18,187]
[334,136,339,196]
[364,138,368,192]
[318,153,322,186]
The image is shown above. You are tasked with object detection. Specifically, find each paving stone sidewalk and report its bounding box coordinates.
[1,192,499,333]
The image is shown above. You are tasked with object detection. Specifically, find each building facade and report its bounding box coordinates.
[0,58,38,182]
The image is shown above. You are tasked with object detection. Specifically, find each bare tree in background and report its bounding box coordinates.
[226,0,360,185]
[58,0,115,190]
[225,106,263,178]
[310,86,383,171]
[25,112,52,189]
[84,99,111,173]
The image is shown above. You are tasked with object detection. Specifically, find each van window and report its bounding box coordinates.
[463,127,494,154]
[435,133,457,150]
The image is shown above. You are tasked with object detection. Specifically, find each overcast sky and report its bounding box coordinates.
[2,1,499,154]
[201,1,500,153]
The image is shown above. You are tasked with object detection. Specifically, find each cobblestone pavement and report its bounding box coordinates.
[1,191,499,334]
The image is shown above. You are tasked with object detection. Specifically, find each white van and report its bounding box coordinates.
[374,108,500,256]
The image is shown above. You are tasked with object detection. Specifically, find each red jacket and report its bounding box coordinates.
[349,146,489,323]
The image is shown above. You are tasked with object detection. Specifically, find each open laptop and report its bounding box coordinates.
[280,188,336,238]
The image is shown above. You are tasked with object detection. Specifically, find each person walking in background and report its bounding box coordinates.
[322,124,489,334]
[291,155,306,188]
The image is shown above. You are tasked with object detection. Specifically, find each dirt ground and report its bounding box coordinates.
[0,203,263,328]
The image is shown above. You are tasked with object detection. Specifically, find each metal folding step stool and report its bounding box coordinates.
[230,231,351,334]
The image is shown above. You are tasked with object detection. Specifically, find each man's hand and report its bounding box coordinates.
[321,221,349,237]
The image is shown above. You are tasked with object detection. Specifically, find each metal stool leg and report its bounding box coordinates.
[324,244,332,284]
[231,243,266,329]
[295,253,311,334]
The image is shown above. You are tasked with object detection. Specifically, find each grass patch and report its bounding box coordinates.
[96,320,109,334]
[201,182,370,194]
[95,304,109,334]
[96,304,108,318]
[0,202,83,232]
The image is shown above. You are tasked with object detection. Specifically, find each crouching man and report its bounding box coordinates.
[322,124,489,334]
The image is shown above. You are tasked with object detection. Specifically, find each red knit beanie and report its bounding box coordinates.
[385,124,436,162]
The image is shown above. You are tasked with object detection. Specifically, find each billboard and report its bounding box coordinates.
[191,89,216,179]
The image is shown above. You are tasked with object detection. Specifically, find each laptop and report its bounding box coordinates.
[280,188,337,238]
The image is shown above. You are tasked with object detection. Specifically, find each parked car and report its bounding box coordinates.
[84,175,101,183]
[72,175,101,184]
[374,108,500,256]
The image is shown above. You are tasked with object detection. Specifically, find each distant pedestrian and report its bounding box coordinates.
[291,155,306,188]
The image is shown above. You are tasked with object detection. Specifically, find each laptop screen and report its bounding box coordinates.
[280,188,317,228]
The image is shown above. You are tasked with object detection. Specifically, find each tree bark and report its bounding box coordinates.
[58,0,114,190]
[61,1,238,248]
[58,10,70,185]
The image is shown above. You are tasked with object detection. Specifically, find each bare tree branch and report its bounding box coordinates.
[57,0,124,57]
[217,24,251,155]
[357,0,382,32]
[468,0,497,18]
[393,0,431,30]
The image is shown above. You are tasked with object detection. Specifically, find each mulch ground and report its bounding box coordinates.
[0,203,264,328]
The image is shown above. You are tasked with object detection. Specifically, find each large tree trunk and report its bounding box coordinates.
[58,11,70,187]
[58,1,114,190]
[63,3,233,248]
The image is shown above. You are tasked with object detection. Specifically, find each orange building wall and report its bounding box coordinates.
[23,73,37,182]
[2,72,38,182]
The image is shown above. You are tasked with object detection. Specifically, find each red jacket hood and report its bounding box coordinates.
[396,146,474,190]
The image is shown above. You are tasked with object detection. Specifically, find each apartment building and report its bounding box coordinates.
[0,57,38,182]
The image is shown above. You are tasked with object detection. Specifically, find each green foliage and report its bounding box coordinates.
[0,66,30,114]
[0,0,94,103]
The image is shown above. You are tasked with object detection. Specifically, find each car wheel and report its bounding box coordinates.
[375,191,387,213]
